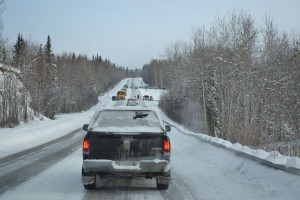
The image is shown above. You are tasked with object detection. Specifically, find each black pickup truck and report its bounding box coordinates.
[81,107,171,190]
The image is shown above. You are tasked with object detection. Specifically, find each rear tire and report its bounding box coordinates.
[84,181,96,190]
[156,178,169,190]
[82,167,96,190]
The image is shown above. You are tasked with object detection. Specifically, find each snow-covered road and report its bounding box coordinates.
[168,126,300,199]
[0,128,83,194]
[0,78,300,200]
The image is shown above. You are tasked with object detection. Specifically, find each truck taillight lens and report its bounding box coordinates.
[164,140,171,152]
[83,139,89,153]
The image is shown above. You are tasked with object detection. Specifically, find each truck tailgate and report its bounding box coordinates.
[88,133,164,160]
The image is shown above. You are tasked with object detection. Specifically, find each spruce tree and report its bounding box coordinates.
[43,35,58,119]
[13,34,26,69]
[44,35,53,66]
[1,46,7,65]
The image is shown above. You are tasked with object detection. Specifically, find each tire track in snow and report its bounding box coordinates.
[0,129,83,194]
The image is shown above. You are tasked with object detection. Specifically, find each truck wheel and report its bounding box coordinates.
[82,168,96,190]
[84,181,96,190]
[156,178,169,190]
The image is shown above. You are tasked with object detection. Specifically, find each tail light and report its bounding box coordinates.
[83,139,89,154]
[163,139,171,155]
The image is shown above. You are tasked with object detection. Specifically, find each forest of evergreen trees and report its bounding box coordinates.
[0,33,141,127]
[142,11,300,157]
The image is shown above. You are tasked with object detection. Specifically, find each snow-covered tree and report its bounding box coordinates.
[142,10,300,156]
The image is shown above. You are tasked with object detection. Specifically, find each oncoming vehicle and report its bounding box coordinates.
[143,95,150,100]
[81,107,171,190]
[117,90,126,100]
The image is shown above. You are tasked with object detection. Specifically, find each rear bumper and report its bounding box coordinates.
[82,159,171,177]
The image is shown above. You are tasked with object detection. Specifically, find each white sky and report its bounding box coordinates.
[2,0,300,69]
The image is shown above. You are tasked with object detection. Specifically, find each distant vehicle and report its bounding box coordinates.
[143,95,150,100]
[150,96,153,101]
[117,90,126,100]
[124,84,128,88]
[112,96,117,101]
[81,107,171,190]
[135,86,138,89]
[127,98,138,106]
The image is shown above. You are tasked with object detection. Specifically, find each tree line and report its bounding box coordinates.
[0,33,140,127]
[142,11,300,157]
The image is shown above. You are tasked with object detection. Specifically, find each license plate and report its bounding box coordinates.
[117,161,134,166]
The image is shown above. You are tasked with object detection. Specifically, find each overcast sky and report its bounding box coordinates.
[2,0,300,69]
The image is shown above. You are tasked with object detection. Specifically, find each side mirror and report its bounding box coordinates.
[165,125,171,132]
[83,124,89,131]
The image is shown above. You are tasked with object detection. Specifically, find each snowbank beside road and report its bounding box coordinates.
[162,117,300,174]
[0,112,93,159]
